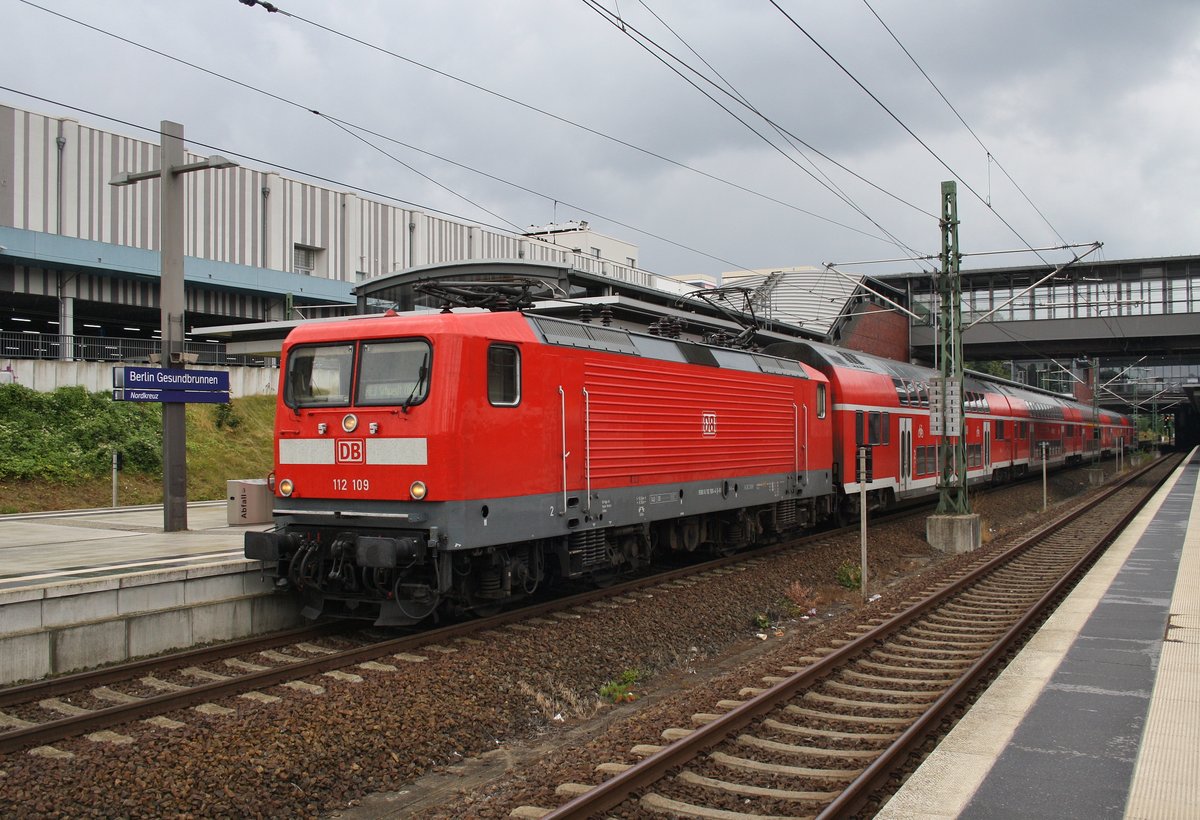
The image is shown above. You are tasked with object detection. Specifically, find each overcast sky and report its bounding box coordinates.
[3,0,1198,280]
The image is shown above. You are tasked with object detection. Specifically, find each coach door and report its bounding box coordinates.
[899,417,912,493]
[982,421,993,479]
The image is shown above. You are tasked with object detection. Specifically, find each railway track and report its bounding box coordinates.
[527,453,1180,819]
[0,459,1127,763]
[0,509,895,758]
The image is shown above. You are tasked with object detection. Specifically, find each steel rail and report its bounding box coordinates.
[819,453,1178,817]
[0,622,346,708]
[541,453,1176,820]
[0,458,1136,756]
[0,512,865,755]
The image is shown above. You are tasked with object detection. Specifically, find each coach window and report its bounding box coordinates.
[868,413,888,446]
[996,420,1005,440]
[817,384,827,418]
[488,344,521,406]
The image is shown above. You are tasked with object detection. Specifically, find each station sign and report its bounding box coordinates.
[112,366,230,404]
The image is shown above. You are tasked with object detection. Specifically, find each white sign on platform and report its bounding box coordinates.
[929,378,962,437]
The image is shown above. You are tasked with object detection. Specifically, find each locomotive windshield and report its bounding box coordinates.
[356,340,430,407]
[284,343,354,407]
[283,339,432,409]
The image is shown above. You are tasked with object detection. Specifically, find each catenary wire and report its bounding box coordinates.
[6,0,810,276]
[318,116,524,234]
[579,0,936,276]
[860,0,1071,247]
[614,0,938,274]
[12,0,884,249]
[227,0,894,244]
[768,0,1056,268]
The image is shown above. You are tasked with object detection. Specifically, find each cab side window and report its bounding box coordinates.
[487,344,520,406]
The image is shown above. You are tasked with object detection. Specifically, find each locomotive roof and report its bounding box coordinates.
[283,309,826,384]
[525,315,826,382]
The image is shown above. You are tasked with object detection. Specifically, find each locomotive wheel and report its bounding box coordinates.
[587,565,620,588]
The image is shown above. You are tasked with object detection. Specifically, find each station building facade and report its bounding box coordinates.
[0,104,669,388]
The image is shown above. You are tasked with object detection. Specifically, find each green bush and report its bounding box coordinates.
[213,402,242,430]
[0,385,161,480]
[599,669,641,703]
[836,560,862,590]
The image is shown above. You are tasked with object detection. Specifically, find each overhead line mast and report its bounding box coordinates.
[934,180,969,515]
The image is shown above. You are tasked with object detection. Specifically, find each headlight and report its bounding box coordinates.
[279,478,294,497]
[341,413,358,433]
[409,481,427,500]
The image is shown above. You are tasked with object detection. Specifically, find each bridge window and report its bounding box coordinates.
[1169,278,1187,313]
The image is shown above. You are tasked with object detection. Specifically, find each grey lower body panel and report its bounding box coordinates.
[274,468,834,549]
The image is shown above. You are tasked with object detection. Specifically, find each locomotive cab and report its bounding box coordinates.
[246,314,543,625]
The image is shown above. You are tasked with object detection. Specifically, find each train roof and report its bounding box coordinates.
[760,339,1130,423]
[284,309,827,384]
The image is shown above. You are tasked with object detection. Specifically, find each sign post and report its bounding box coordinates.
[108,120,238,532]
[859,446,869,601]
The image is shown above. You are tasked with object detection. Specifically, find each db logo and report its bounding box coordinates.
[336,439,364,464]
[701,412,718,437]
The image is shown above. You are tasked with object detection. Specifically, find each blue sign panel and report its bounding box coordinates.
[112,367,231,404]
[113,388,230,404]
[114,366,230,392]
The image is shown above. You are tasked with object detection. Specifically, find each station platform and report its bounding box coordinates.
[0,502,301,685]
[879,447,1200,819]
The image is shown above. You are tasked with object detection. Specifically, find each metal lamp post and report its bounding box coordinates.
[110,121,237,531]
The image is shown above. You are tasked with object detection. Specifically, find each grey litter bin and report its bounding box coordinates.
[227,478,273,525]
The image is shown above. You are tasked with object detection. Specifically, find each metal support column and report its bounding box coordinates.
[160,121,188,532]
[110,123,237,532]
[935,180,970,515]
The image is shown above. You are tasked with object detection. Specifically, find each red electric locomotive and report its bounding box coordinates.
[246,310,835,625]
[247,308,1133,625]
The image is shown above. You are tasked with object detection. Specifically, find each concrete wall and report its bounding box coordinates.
[2,359,277,397]
[0,561,303,684]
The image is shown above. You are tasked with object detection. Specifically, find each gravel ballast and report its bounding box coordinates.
[0,469,1111,818]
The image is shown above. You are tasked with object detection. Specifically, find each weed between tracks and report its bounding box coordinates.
[518,680,603,723]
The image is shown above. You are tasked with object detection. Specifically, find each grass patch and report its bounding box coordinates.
[0,385,276,513]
